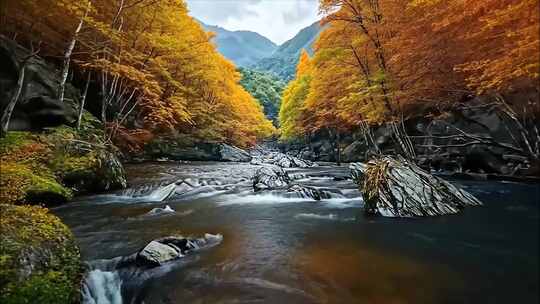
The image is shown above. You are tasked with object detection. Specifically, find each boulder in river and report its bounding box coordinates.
[349,162,367,184]
[358,156,482,217]
[137,241,181,267]
[251,151,315,168]
[252,166,291,192]
[136,234,223,267]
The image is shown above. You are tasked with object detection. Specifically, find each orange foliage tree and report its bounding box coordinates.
[1,0,275,149]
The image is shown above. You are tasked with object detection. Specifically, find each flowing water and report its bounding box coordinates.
[52,162,539,304]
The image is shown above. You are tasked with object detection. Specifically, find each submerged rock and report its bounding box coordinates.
[359,156,482,217]
[146,205,175,216]
[252,166,291,192]
[287,184,334,201]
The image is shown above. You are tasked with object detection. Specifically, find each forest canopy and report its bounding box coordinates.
[279,0,540,142]
[1,0,275,148]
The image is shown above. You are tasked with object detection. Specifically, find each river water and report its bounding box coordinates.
[52,162,539,304]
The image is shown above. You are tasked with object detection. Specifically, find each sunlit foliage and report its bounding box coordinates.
[279,0,539,139]
[1,0,274,148]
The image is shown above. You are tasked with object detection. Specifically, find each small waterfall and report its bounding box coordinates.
[82,269,123,304]
[119,182,177,202]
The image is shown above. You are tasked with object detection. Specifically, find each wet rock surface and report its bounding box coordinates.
[253,166,291,192]
[250,146,316,168]
[286,184,335,200]
[358,156,482,217]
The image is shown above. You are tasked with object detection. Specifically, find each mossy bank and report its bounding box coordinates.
[0,114,127,302]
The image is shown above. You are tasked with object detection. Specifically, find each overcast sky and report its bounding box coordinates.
[186,0,320,45]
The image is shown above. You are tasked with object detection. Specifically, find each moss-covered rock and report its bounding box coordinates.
[53,149,127,193]
[0,132,73,205]
[0,118,127,204]
[0,204,82,304]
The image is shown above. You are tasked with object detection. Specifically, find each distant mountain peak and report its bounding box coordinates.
[197,20,278,67]
[251,21,322,81]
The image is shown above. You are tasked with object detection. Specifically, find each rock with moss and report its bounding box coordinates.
[53,148,127,193]
[358,156,482,217]
[0,132,73,205]
[0,204,82,304]
[0,123,127,205]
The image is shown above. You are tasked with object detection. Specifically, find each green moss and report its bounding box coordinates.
[0,162,72,205]
[0,116,125,203]
[0,204,81,304]
[0,132,34,154]
[51,152,97,177]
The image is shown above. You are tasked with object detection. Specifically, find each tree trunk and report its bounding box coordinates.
[1,64,26,136]
[58,2,89,102]
[77,72,91,130]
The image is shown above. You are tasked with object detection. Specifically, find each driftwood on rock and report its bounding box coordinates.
[357,156,482,217]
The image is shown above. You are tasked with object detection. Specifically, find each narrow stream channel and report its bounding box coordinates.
[53,162,539,304]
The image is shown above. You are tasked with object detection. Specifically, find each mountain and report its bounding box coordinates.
[200,22,278,67]
[251,21,322,81]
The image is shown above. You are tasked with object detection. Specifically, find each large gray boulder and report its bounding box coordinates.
[358,156,482,217]
[136,234,223,267]
[219,144,252,162]
[137,241,181,267]
[0,35,78,131]
[349,162,366,184]
[342,141,367,162]
[252,166,290,192]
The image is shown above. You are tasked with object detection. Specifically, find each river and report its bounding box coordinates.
[52,161,539,304]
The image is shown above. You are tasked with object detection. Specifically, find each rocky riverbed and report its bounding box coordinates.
[51,161,539,304]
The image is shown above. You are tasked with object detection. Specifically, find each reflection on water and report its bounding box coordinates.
[53,162,539,304]
[293,240,460,304]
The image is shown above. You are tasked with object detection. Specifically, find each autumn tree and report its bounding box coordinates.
[1,0,275,149]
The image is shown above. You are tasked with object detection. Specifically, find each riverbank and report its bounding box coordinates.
[0,120,126,303]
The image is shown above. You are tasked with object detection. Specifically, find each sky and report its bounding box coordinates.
[185,0,320,45]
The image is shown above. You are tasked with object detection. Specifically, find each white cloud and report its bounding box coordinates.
[186,0,320,44]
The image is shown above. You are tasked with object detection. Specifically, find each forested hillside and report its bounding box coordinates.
[1,0,275,149]
[280,0,539,168]
[239,68,286,124]
[200,21,278,67]
[252,21,322,81]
